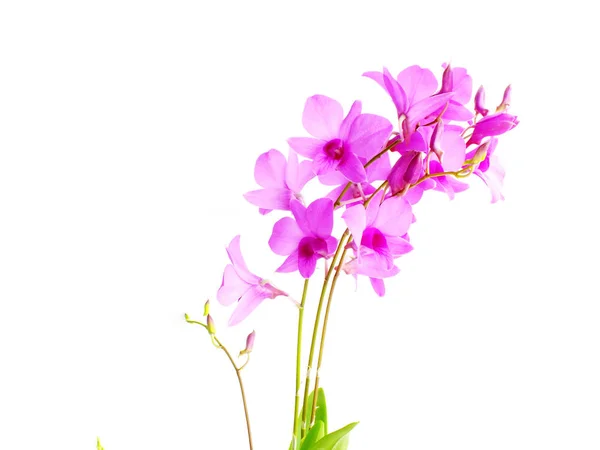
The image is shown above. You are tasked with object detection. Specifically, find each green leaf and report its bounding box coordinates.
[300,420,325,450]
[307,421,358,450]
[290,388,329,450]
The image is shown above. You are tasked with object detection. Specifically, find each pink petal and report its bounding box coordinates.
[382,67,408,115]
[407,93,454,129]
[365,190,383,226]
[306,198,334,238]
[369,277,386,296]
[302,95,344,140]
[338,151,367,183]
[287,137,324,159]
[276,250,299,273]
[217,264,252,306]
[313,150,340,176]
[440,128,467,172]
[450,67,472,105]
[387,236,413,256]
[254,149,286,189]
[244,188,293,211]
[342,205,366,250]
[290,199,311,235]
[374,197,413,237]
[269,217,304,255]
[365,152,391,181]
[285,150,315,193]
[346,114,393,159]
[226,236,260,284]
[228,287,268,326]
[396,65,438,105]
[339,100,362,141]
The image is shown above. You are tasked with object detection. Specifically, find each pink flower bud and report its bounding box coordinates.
[496,84,512,112]
[240,330,256,356]
[206,314,216,335]
[468,113,519,145]
[388,151,424,195]
[203,300,210,316]
[471,141,490,165]
[475,85,489,116]
[440,63,453,93]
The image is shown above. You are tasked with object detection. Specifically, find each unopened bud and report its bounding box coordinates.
[440,63,453,93]
[203,300,210,316]
[471,142,490,165]
[239,330,256,356]
[206,314,216,335]
[496,84,512,112]
[388,151,423,195]
[475,85,489,116]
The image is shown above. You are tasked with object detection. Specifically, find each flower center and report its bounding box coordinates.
[323,138,344,160]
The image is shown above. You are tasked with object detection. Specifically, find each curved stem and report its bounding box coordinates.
[292,279,310,450]
[310,243,349,425]
[300,229,349,438]
[185,314,254,450]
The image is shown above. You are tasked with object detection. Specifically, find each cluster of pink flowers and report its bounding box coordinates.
[217,63,518,325]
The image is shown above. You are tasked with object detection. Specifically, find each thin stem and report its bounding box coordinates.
[300,229,349,438]
[292,279,310,450]
[185,314,254,450]
[310,243,349,425]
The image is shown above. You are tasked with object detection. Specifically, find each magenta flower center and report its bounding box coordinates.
[362,227,388,253]
[323,138,345,160]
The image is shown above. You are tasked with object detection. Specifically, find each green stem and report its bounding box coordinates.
[292,279,310,450]
[309,243,349,425]
[300,229,349,438]
[185,314,254,450]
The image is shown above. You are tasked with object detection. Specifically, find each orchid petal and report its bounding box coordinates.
[254,149,286,189]
[338,151,367,183]
[339,100,362,141]
[306,198,334,238]
[228,287,268,326]
[290,199,311,235]
[217,264,252,306]
[375,197,412,237]
[369,277,386,297]
[287,137,324,159]
[407,93,454,129]
[269,217,303,255]
[346,113,393,159]
[396,65,438,104]
[244,188,293,211]
[342,205,366,250]
[226,236,260,284]
[302,95,344,140]
[285,150,315,193]
[276,250,299,273]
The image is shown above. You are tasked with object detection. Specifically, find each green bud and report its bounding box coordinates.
[206,314,216,335]
[203,300,210,316]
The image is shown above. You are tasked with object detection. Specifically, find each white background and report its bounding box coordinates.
[1,1,598,449]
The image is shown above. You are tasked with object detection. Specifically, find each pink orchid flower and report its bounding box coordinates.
[217,235,287,326]
[288,95,392,183]
[244,149,314,214]
[269,198,337,278]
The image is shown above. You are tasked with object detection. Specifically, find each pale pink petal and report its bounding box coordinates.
[387,236,413,256]
[396,65,438,105]
[369,277,386,296]
[285,150,315,193]
[342,205,366,250]
[276,250,299,273]
[339,100,362,141]
[475,155,505,203]
[441,101,474,121]
[407,93,454,129]
[302,95,344,140]
[226,236,260,284]
[269,217,303,255]
[346,114,393,159]
[228,286,268,326]
[290,199,311,235]
[244,188,293,211]
[287,137,324,159]
[365,190,383,226]
[440,129,467,172]
[254,149,286,189]
[337,151,367,183]
[306,198,334,238]
[366,152,391,181]
[450,67,472,105]
[374,197,413,237]
[318,170,347,186]
[217,264,252,306]
[382,67,407,115]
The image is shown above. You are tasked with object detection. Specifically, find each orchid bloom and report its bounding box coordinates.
[244,149,315,214]
[363,66,454,141]
[269,198,337,278]
[288,95,392,183]
[217,235,287,326]
[342,192,414,295]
